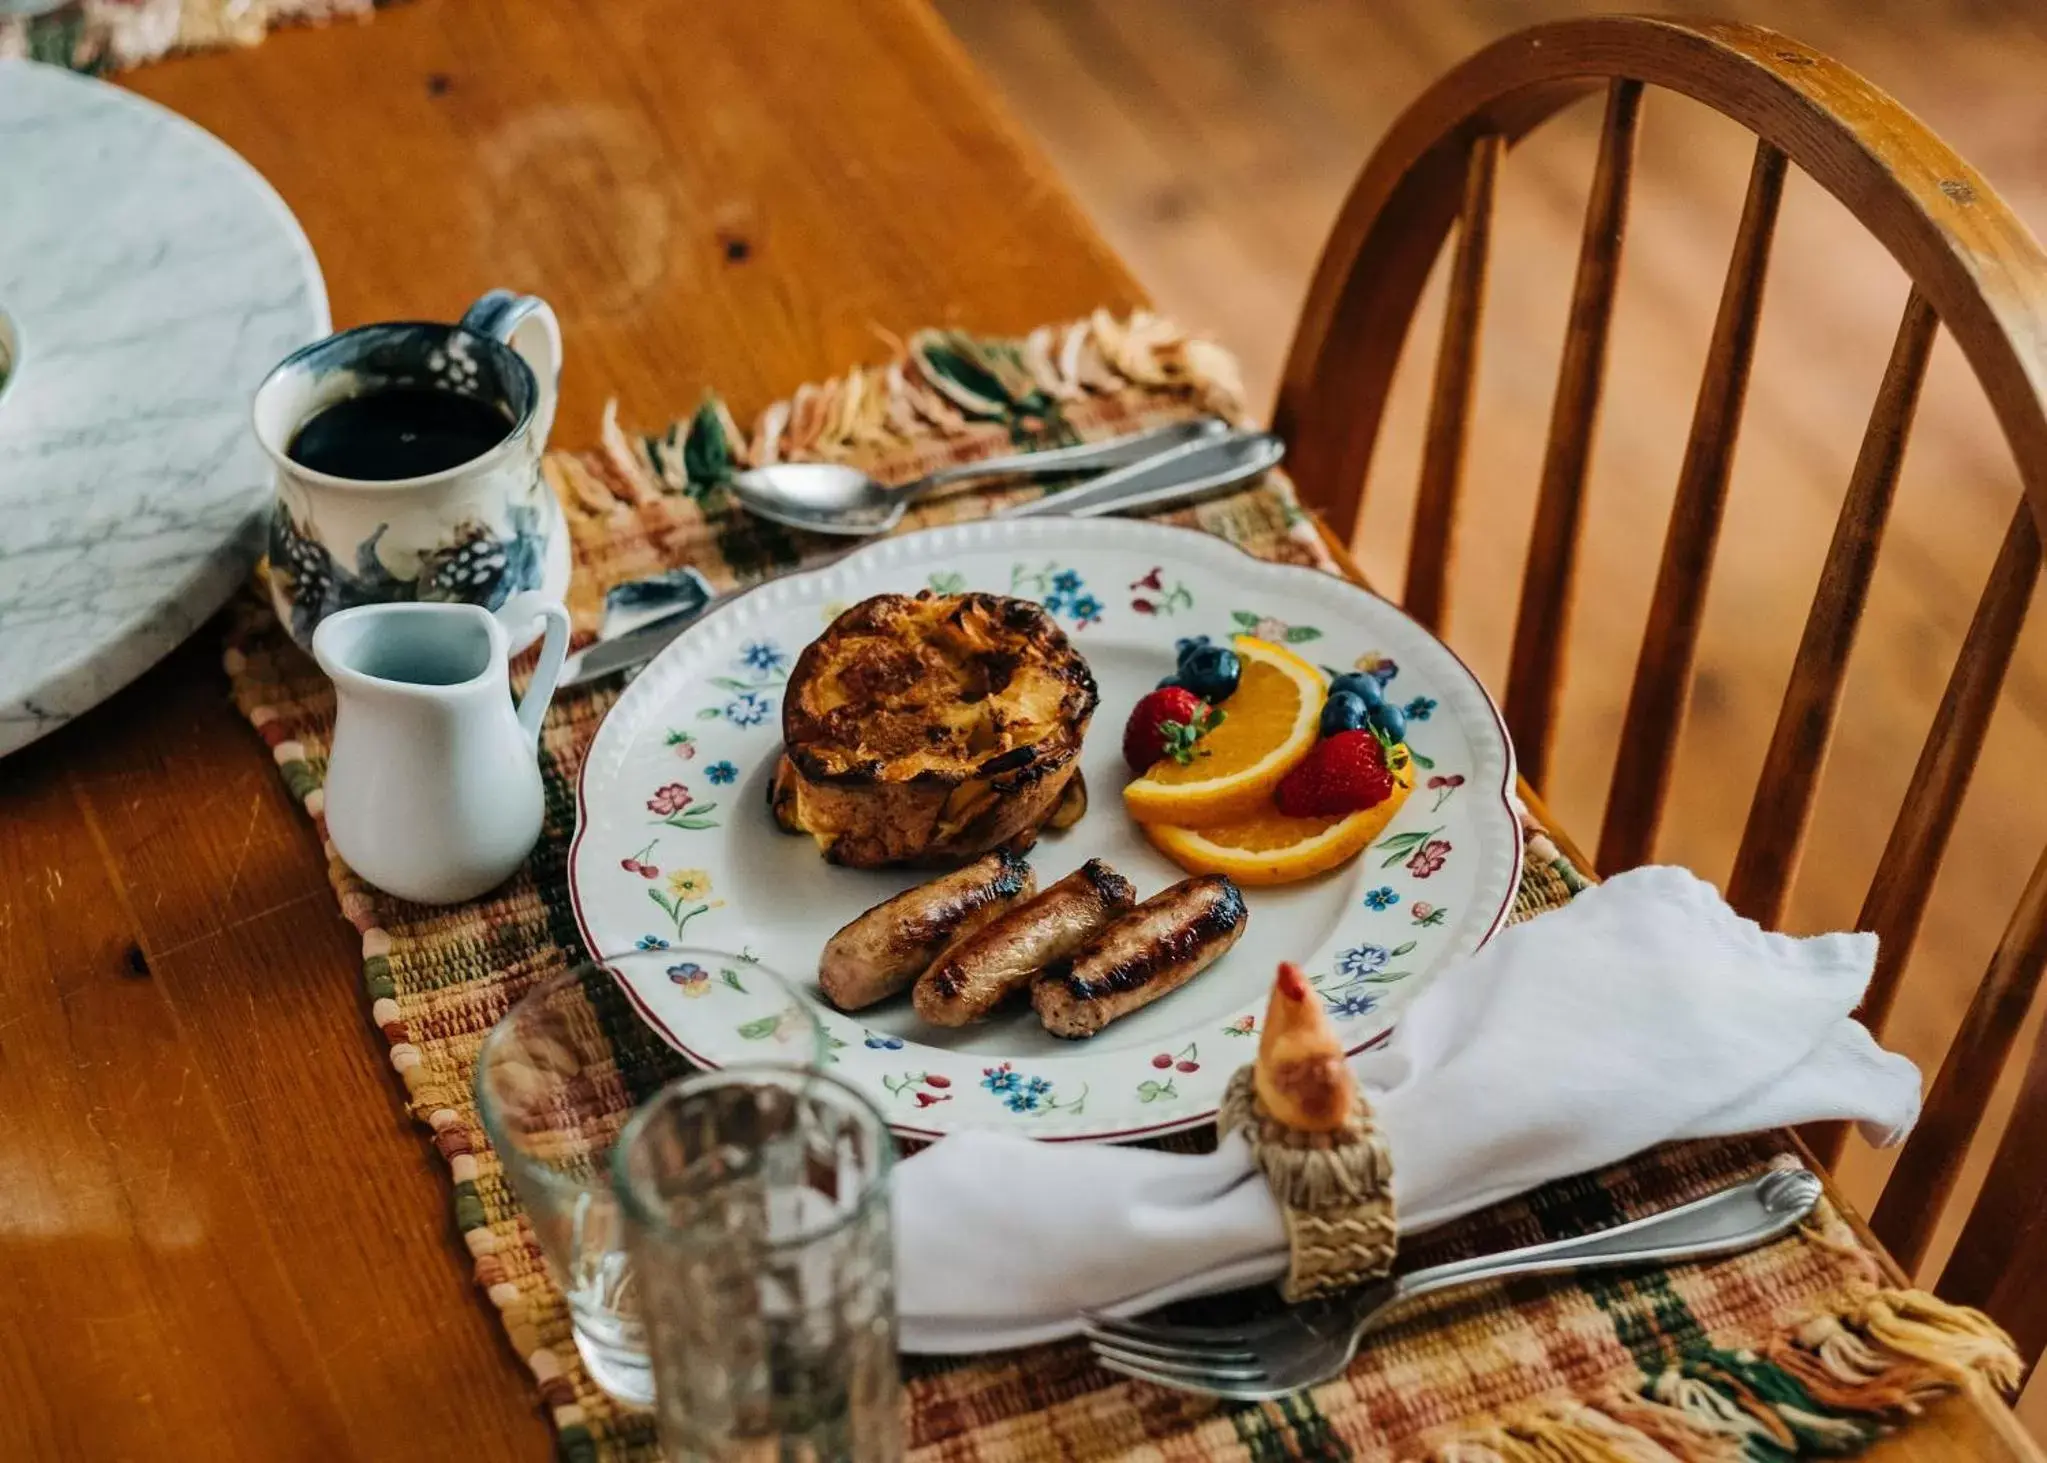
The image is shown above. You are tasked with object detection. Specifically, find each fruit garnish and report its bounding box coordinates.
[1275,730,1395,817]
[1177,642,1242,702]
[1326,670,1384,707]
[1122,686,1224,773]
[1319,688,1371,737]
[1143,754,1415,886]
[1366,699,1406,743]
[1124,637,1324,824]
[1255,960,1355,1132]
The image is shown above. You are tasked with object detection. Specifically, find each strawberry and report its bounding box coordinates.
[1274,730,1394,817]
[1123,687,1224,773]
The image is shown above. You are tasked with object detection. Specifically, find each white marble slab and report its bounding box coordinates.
[0,59,328,756]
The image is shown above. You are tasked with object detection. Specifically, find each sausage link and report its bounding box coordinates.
[913,859,1136,1026]
[1032,874,1246,1038]
[817,850,1035,1010]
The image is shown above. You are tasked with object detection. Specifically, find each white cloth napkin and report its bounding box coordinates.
[893,866,1920,1354]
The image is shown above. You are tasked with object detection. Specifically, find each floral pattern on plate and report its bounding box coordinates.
[569,517,1521,1142]
[1011,562,1104,629]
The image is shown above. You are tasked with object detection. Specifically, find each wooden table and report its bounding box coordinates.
[0,1,2032,1457]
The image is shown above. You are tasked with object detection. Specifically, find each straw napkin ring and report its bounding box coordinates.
[1218,964,1396,1302]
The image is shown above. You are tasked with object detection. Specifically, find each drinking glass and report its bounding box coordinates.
[474,950,821,1409]
[614,1067,900,1463]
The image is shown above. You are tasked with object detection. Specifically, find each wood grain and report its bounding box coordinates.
[1,1,2036,1455]
[1236,7,2047,1378]
[1726,289,1939,926]
[943,17,2047,1392]
[0,0,1144,1456]
[1857,505,2041,1036]
[1404,132,1503,634]
[1503,78,1642,793]
[1598,138,1788,874]
[1876,836,2047,1275]
[1943,944,2047,1375]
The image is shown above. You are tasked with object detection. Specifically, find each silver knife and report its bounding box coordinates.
[559,428,1288,688]
[999,429,1285,519]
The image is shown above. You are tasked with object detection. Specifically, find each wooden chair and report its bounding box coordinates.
[1273,15,2047,1367]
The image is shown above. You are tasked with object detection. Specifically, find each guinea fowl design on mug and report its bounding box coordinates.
[252,289,569,651]
[268,504,549,647]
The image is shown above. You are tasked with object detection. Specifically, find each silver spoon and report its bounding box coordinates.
[724,416,1228,536]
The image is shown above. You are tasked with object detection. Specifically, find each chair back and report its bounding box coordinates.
[1275,15,2047,1368]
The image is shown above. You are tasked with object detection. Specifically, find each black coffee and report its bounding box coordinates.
[287,387,513,480]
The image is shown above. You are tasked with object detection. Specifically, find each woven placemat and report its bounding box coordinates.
[225,315,2016,1462]
[3,0,384,73]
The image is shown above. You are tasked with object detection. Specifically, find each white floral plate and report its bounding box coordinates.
[569,517,1520,1142]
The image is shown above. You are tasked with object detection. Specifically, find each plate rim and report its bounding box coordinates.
[568,514,1521,1142]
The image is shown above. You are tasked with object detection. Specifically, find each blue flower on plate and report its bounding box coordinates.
[636,934,670,950]
[1070,593,1103,627]
[1362,886,1399,911]
[1337,944,1391,979]
[725,691,772,727]
[982,1062,1022,1095]
[1327,990,1381,1020]
[1002,1076,1054,1114]
[1052,570,1083,595]
[706,760,738,785]
[1404,695,1437,721]
[740,640,788,675]
[864,1031,905,1051]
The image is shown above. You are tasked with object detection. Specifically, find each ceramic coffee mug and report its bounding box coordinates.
[253,289,571,650]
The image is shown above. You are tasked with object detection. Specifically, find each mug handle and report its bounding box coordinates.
[500,593,572,746]
[460,289,562,451]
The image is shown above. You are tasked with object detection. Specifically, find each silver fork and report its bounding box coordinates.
[1083,1166,1824,1399]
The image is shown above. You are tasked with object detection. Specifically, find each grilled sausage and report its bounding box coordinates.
[817,850,1036,1011]
[1032,874,1247,1038]
[913,859,1137,1026]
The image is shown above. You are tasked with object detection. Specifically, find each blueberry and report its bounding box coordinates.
[1329,672,1384,707]
[1178,644,1241,701]
[1320,690,1371,737]
[1157,674,1186,691]
[1174,635,1212,662]
[1368,700,1407,743]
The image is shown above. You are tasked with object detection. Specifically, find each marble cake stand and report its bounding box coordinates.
[0,60,328,757]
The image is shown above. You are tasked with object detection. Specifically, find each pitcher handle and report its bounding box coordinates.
[501,594,572,747]
[461,289,561,451]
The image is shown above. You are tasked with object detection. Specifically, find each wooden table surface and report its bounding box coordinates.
[0,0,2031,1457]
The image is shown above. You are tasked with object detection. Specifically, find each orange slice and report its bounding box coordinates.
[1144,756,1416,886]
[1123,636,1324,825]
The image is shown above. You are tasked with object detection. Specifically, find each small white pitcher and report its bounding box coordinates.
[314,594,571,905]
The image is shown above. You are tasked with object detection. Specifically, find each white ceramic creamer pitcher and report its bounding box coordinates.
[313,594,571,905]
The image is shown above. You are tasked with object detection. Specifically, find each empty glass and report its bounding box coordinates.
[614,1067,900,1463]
[474,950,821,1409]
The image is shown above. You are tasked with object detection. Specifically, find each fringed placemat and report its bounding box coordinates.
[3,0,386,74]
[223,314,2018,1463]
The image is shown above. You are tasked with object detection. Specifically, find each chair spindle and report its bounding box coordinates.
[1859,504,2040,1031]
[1872,839,2047,1276]
[1403,132,1503,634]
[1598,140,1788,874]
[1937,914,2047,1372]
[1505,80,1644,792]
[1725,289,1939,926]
[1805,503,2042,1171]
